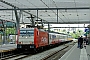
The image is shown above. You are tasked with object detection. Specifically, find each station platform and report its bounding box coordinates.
[59,43,90,60]
[0,44,17,53]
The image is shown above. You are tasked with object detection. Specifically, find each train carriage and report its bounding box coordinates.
[17,27,73,52]
[49,32,68,45]
[49,33,60,45]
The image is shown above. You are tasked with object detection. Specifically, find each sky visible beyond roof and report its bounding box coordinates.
[44,24,90,32]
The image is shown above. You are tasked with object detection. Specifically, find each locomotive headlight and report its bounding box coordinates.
[30,45,34,48]
[26,37,27,38]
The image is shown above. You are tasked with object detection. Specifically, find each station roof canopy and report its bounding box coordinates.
[0,0,90,24]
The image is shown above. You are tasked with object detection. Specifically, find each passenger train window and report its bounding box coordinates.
[27,30,34,36]
[52,35,56,40]
[20,30,26,36]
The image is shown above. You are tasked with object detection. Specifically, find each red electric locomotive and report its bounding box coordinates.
[17,28,48,51]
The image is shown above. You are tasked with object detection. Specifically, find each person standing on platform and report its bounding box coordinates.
[84,36,88,45]
[79,36,83,49]
[83,36,87,48]
[77,36,80,48]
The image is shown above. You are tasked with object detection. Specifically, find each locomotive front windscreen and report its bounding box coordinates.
[19,28,34,44]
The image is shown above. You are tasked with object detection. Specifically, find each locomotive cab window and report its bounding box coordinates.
[27,30,34,36]
[20,30,34,36]
[20,30,26,36]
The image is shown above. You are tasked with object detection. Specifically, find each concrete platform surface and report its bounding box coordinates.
[0,44,17,52]
[59,43,89,60]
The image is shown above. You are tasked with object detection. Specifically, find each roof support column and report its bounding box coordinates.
[48,22,50,32]
[14,10,19,33]
[48,22,50,44]
[14,7,22,43]
[14,9,22,33]
[41,19,44,28]
[37,10,38,26]
[57,9,58,23]
[2,21,6,44]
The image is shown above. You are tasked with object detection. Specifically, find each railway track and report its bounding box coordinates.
[7,54,32,60]
[22,42,75,60]
[0,51,30,60]
[0,42,75,60]
[1,53,24,60]
[42,43,75,60]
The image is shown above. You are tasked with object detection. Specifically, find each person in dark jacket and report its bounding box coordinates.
[79,36,83,49]
[77,36,80,48]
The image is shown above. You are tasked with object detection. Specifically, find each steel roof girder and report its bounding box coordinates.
[0,7,90,10]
